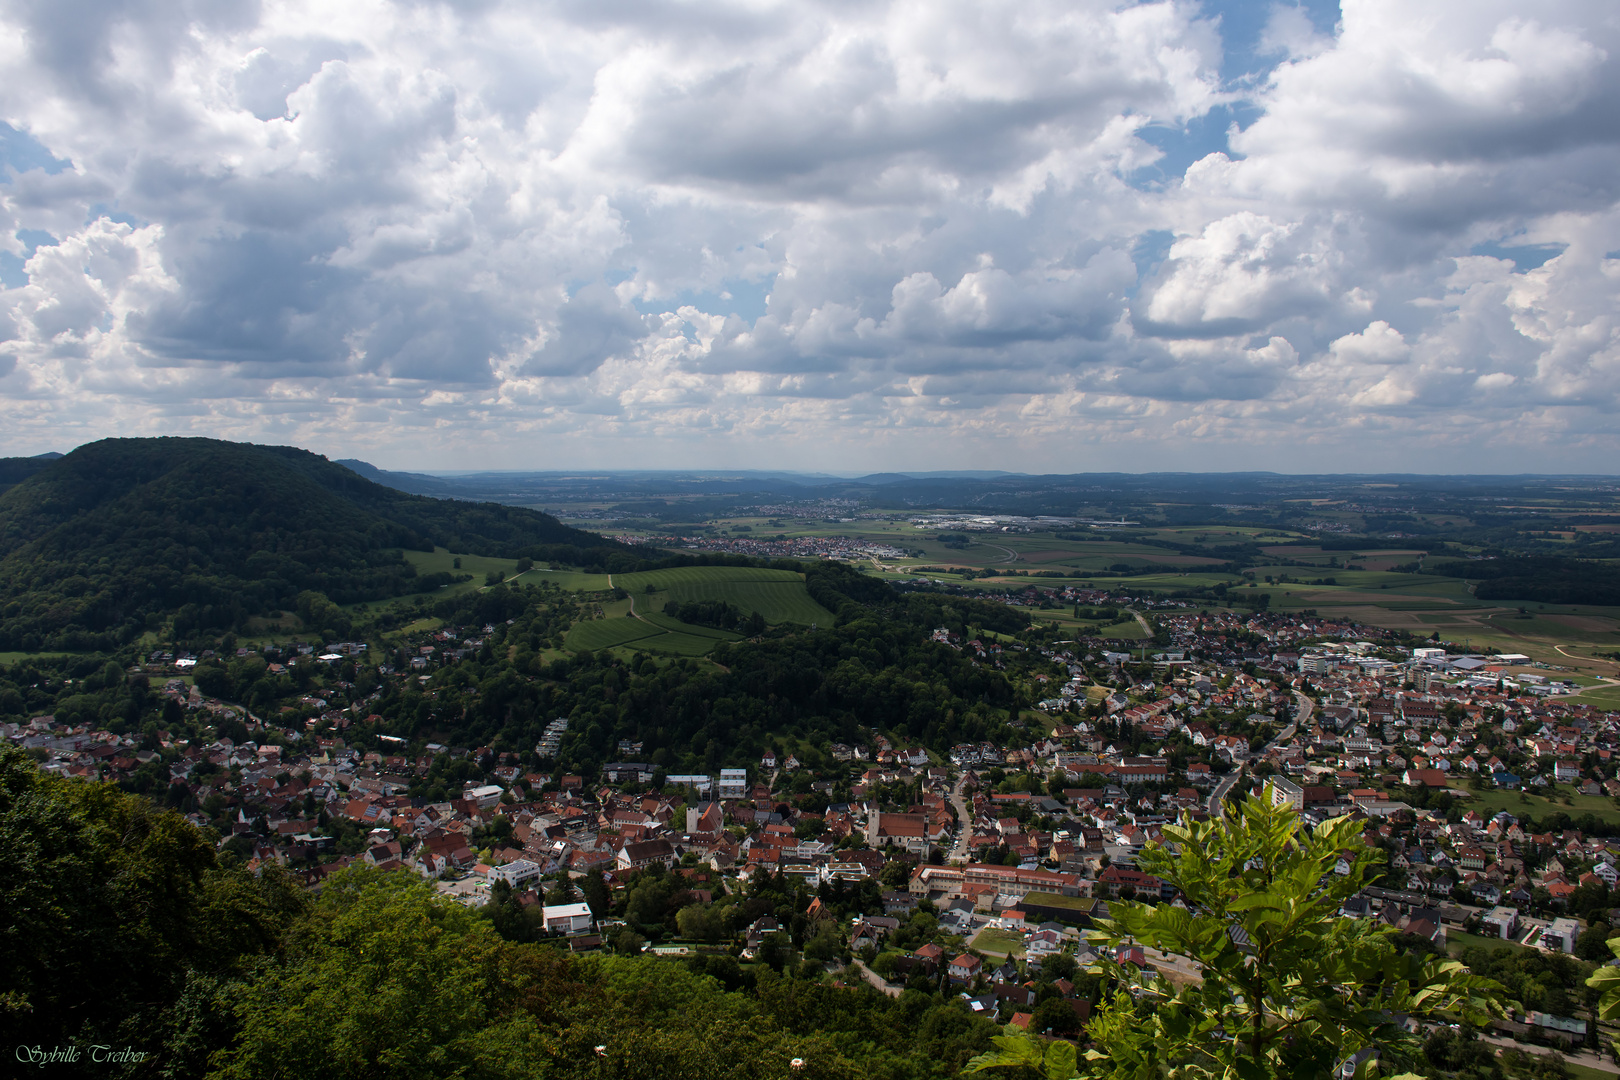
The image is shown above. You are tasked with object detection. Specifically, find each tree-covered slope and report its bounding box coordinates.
[0,454,55,494]
[0,437,628,649]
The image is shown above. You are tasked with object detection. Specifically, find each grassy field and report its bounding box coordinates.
[509,568,612,591]
[1021,891,1090,911]
[1460,786,1620,826]
[404,547,523,598]
[969,928,1026,958]
[0,651,82,664]
[564,616,665,651]
[1564,1063,1614,1080]
[1576,684,1620,708]
[615,566,835,626]
[639,631,731,657]
[1446,930,1527,957]
[394,550,617,607]
[638,611,741,640]
[564,604,746,657]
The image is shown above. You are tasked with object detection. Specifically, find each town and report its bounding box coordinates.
[11,590,1617,1057]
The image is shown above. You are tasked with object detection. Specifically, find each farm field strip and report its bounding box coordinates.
[563,617,664,651]
[638,611,740,640]
[666,581,833,625]
[614,566,803,590]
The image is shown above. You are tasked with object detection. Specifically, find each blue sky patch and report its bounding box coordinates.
[0,228,60,288]
[634,275,775,324]
[1469,242,1566,271]
[1205,0,1342,84]
[0,122,71,178]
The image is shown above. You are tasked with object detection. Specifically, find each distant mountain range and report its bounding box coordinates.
[323,463,1620,520]
[0,438,627,650]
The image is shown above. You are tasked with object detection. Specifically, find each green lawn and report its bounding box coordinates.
[1021,891,1090,911]
[1446,930,1526,957]
[1565,1063,1614,1080]
[970,928,1026,957]
[1461,786,1620,826]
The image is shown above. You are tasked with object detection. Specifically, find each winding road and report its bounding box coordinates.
[981,543,1019,565]
[1205,692,1307,819]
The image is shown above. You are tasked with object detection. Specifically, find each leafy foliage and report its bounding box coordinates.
[0,744,305,1059]
[973,793,1507,1080]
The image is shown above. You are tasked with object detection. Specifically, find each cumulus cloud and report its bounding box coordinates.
[1329,321,1410,365]
[0,0,1616,470]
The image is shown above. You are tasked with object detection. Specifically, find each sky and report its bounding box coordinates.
[1,0,1619,474]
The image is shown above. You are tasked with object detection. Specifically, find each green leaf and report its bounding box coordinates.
[1043,1039,1078,1080]
[965,1033,1047,1074]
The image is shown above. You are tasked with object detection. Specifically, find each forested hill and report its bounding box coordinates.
[0,438,631,651]
[0,453,56,493]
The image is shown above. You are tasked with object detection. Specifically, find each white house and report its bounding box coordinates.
[489,858,542,889]
[543,901,596,935]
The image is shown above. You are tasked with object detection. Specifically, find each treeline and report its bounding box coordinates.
[0,748,998,1079]
[663,598,764,635]
[1426,555,1620,605]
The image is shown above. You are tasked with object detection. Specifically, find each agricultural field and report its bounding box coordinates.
[375,513,1620,679]
[397,551,614,600]
[563,616,666,652]
[637,611,742,640]
[562,611,740,657]
[509,568,612,591]
[613,566,835,626]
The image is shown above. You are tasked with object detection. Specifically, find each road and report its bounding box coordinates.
[948,773,974,862]
[1141,945,1204,986]
[1291,689,1315,730]
[1207,768,1243,819]
[1472,1030,1617,1074]
[851,959,902,997]
[982,543,1019,565]
[1122,608,1153,636]
[1206,697,1303,819]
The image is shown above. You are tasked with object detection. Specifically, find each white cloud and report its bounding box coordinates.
[1329,321,1410,365]
[0,0,1616,471]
